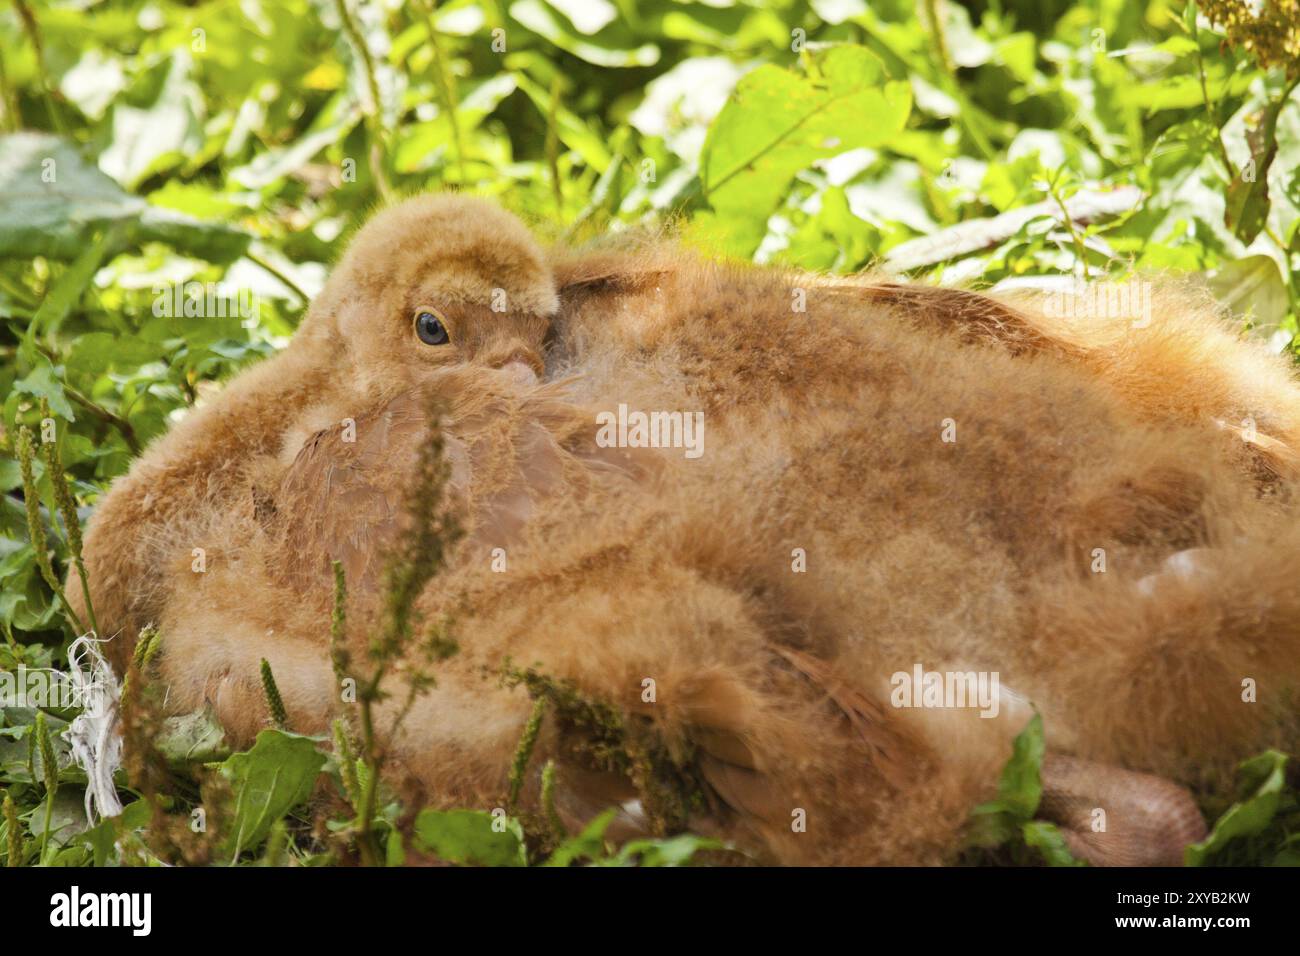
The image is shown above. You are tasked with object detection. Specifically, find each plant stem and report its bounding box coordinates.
[1047,169,1089,275]
[414,0,467,185]
[333,0,394,203]
[12,0,65,134]
[0,41,21,131]
[64,382,143,456]
[17,427,88,635]
[921,0,952,75]
[39,788,53,863]
[355,665,387,867]
[3,792,21,866]
[919,0,996,160]
[71,555,98,636]
[245,250,310,305]
[1191,10,1235,174]
[545,73,564,218]
[507,697,546,813]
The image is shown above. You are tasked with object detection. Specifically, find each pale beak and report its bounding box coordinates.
[500,360,539,387]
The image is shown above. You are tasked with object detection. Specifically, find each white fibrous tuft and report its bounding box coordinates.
[62,634,124,823]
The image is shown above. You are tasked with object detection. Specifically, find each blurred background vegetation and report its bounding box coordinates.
[1,0,1298,865]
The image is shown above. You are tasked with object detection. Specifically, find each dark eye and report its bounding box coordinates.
[414,310,449,346]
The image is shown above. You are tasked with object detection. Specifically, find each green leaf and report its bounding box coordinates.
[510,0,660,68]
[13,362,76,422]
[0,132,249,262]
[965,799,1021,849]
[514,71,614,172]
[996,713,1045,819]
[1225,97,1285,245]
[155,705,230,766]
[219,729,326,858]
[1119,70,1254,112]
[1186,750,1288,867]
[699,47,910,254]
[1206,255,1289,334]
[1022,821,1086,867]
[28,229,115,342]
[411,809,527,866]
[394,75,517,173]
[79,799,151,867]
[385,826,406,866]
[543,807,617,866]
[611,833,724,867]
[99,52,204,189]
[965,714,1047,851]
[65,332,166,379]
[229,113,359,190]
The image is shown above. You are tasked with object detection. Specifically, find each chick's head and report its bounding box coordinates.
[303,194,558,392]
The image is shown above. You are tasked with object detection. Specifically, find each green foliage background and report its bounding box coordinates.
[1,0,1298,866]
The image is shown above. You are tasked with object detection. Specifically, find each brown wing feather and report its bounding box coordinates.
[271,379,656,598]
[774,646,915,789]
[276,391,431,594]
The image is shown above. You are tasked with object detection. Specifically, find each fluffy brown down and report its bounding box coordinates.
[69,193,1300,865]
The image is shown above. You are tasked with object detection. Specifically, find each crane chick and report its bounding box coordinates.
[70,194,1300,867]
[69,194,560,673]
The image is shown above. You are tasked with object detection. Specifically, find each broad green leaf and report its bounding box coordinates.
[998,712,1046,814]
[155,705,230,765]
[1225,97,1285,245]
[99,52,204,189]
[394,74,518,173]
[219,729,326,857]
[65,333,167,379]
[229,113,359,190]
[412,808,527,866]
[545,0,617,35]
[965,713,1046,850]
[1206,255,1289,334]
[13,362,76,422]
[1119,70,1255,112]
[514,72,614,172]
[59,49,129,122]
[1186,750,1288,867]
[79,799,151,867]
[0,133,249,262]
[28,229,115,342]
[699,47,910,254]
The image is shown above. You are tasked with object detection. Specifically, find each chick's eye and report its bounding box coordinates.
[414,310,449,346]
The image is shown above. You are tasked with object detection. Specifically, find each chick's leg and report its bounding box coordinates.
[877,669,1206,866]
[1038,754,1207,866]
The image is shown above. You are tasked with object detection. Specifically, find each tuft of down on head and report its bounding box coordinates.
[301,194,558,391]
[323,194,559,315]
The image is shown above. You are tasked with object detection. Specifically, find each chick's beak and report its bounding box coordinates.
[501,361,539,387]
[480,335,543,386]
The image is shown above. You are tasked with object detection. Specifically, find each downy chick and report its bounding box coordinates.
[77,196,1300,866]
[68,194,560,674]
